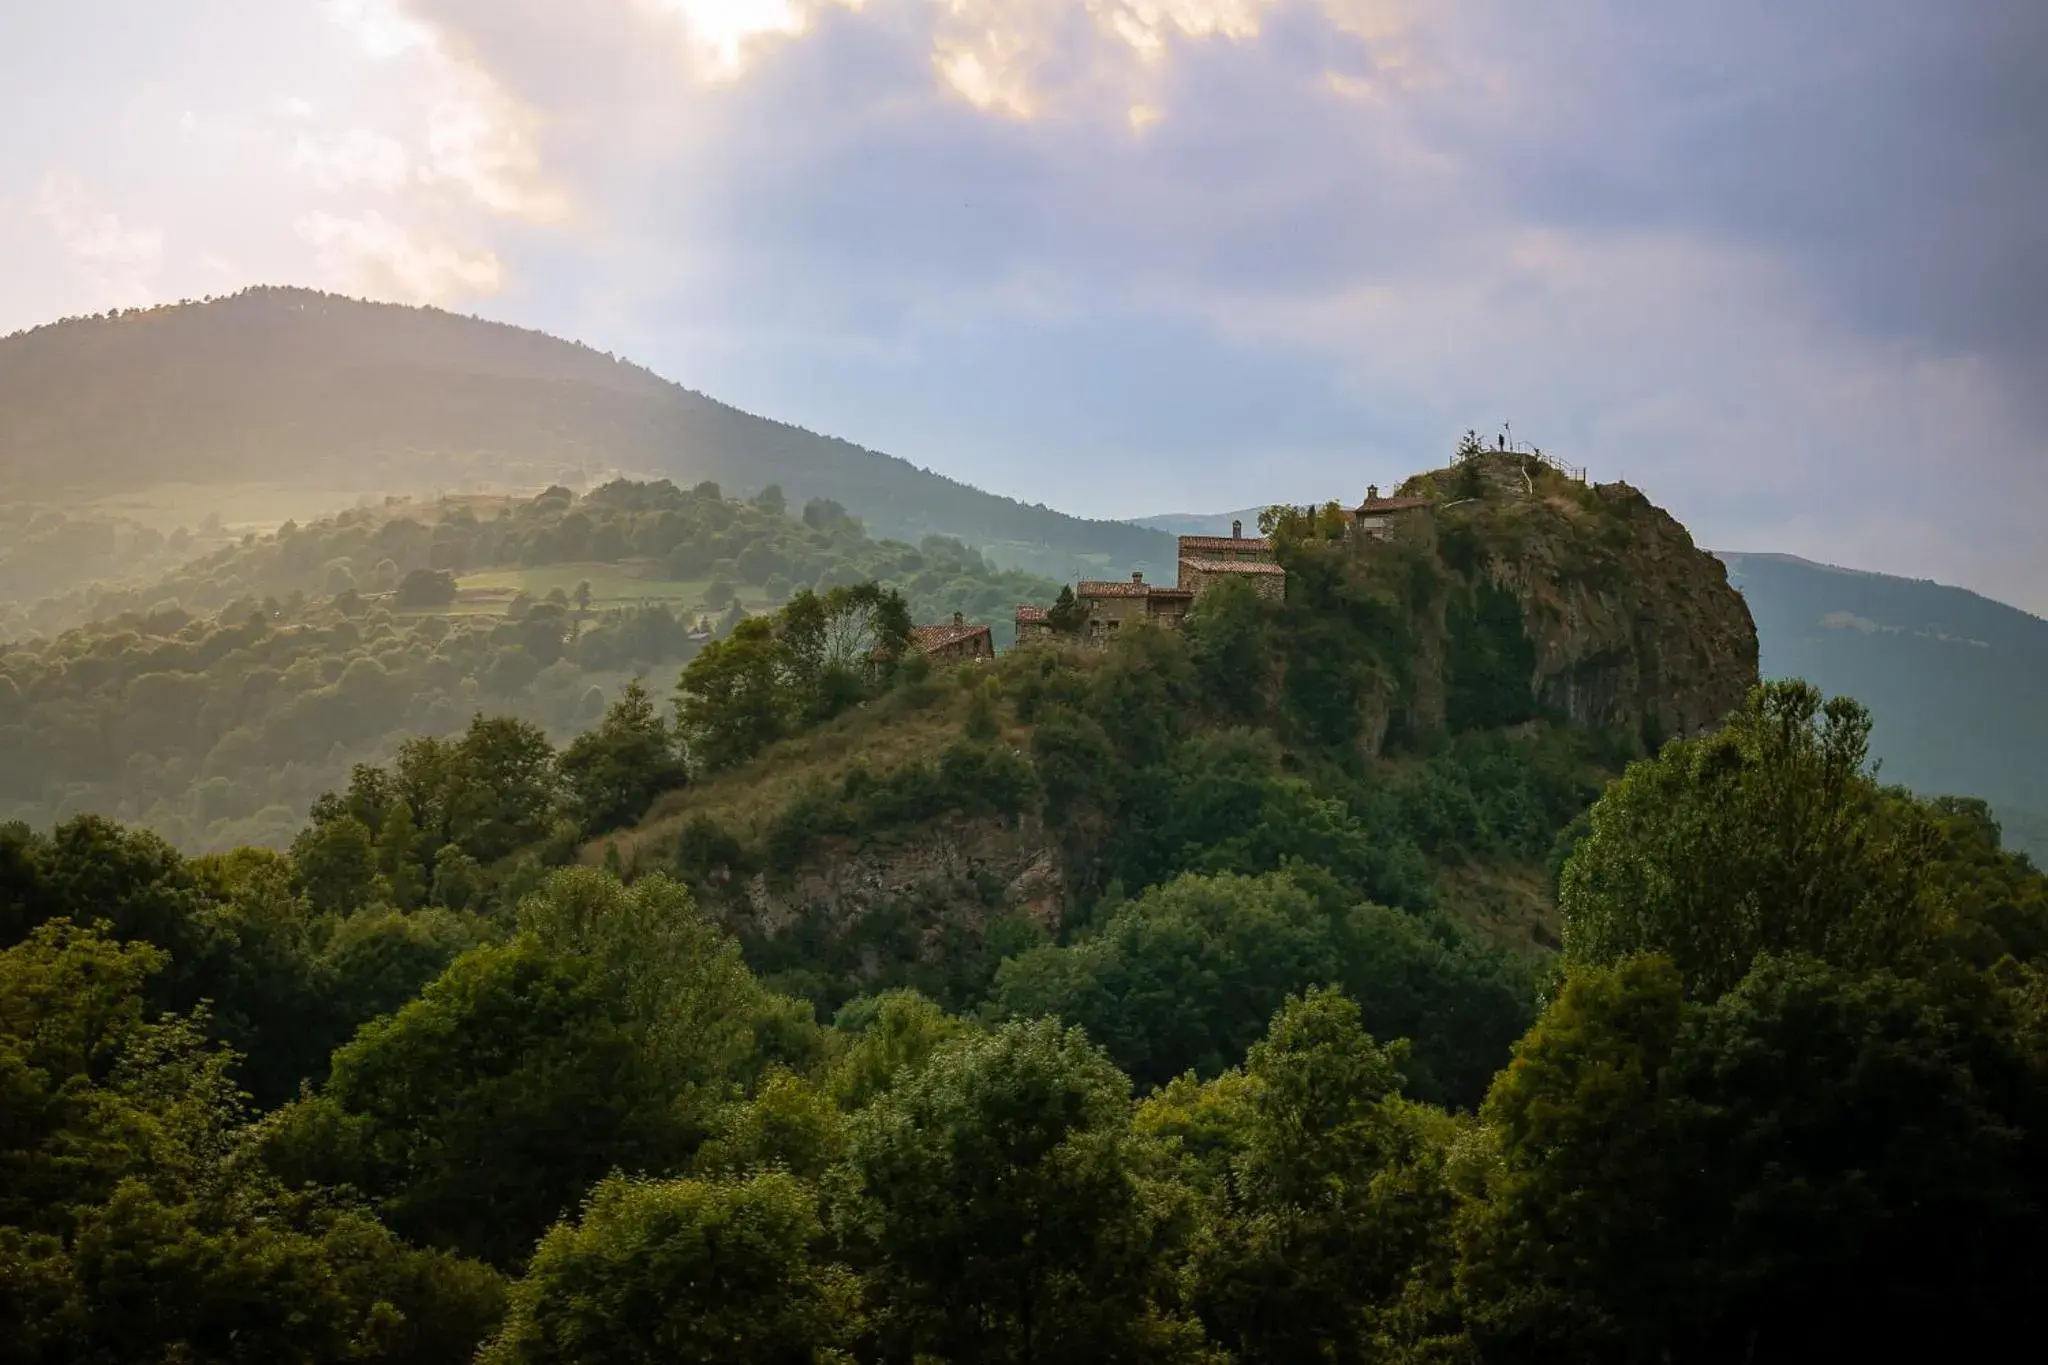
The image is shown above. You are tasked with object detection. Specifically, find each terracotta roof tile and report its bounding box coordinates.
[1355,495,1435,513]
[1078,580,1193,599]
[1179,556,1285,576]
[907,622,992,652]
[1014,605,1049,623]
[1177,534,1273,553]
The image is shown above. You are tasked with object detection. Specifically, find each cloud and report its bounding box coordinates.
[294,209,502,301]
[291,128,414,192]
[321,0,569,223]
[30,174,166,302]
[3,0,2041,606]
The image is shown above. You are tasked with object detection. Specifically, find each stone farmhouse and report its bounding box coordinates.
[1013,604,1053,644]
[902,611,994,664]
[1077,570,1194,639]
[1352,485,1435,540]
[1175,519,1285,600]
[1010,486,1439,647]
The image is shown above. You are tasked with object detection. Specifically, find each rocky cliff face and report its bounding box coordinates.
[1391,453,1759,748]
[707,815,1064,995]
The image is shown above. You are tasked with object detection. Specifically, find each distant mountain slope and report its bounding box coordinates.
[1133,509,1270,537]
[1717,552,2046,858]
[0,287,1173,582]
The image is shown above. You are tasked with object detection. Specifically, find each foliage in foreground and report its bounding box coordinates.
[7,671,2048,1361]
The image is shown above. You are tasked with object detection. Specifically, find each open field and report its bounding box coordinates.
[449,561,776,617]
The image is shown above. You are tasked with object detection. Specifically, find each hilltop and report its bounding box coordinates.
[1140,508,2048,862]
[605,450,1759,993]
[0,287,1175,583]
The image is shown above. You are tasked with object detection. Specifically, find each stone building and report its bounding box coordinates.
[905,612,994,664]
[1351,485,1435,540]
[1013,604,1053,644]
[1077,571,1194,636]
[1177,520,1284,600]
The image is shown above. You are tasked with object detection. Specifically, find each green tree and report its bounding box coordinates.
[292,813,377,913]
[262,935,664,1268]
[375,798,425,909]
[0,922,506,1365]
[482,1172,858,1364]
[558,679,687,836]
[1046,584,1089,635]
[266,871,780,1269]
[825,989,970,1111]
[1560,681,1948,996]
[845,1018,1183,1363]
[675,616,787,773]
[394,568,458,608]
[1460,953,2048,1363]
[1183,988,1457,1365]
[448,715,560,864]
[1182,576,1271,722]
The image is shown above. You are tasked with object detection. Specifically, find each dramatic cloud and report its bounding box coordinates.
[1,0,2041,606]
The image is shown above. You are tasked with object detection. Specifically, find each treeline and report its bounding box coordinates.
[0,501,238,613]
[11,476,1056,639]
[5,677,2048,1361]
[0,588,699,849]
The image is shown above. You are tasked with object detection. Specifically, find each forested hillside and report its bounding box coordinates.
[6,593,2046,1359]
[1141,516,2048,861]
[0,287,1175,582]
[607,452,1758,1013]
[0,478,1054,848]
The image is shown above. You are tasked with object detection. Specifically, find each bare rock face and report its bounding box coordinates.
[718,815,1063,990]
[1396,454,1759,748]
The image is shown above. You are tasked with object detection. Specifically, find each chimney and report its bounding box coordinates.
[952,611,964,627]
[1131,570,1144,585]
[1231,519,1242,539]
[1367,484,1379,501]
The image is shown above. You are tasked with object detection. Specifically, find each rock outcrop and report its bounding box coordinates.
[1386,453,1759,749]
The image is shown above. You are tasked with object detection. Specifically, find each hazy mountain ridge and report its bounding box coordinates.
[1717,551,2047,858]
[0,287,1175,583]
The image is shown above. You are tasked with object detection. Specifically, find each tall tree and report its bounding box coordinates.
[482,1172,858,1364]
[1560,680,1947,996]
[557,679,687,835]
[845,1018,1191,1363]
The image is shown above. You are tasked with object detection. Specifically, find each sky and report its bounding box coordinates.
[2,1,2043,610]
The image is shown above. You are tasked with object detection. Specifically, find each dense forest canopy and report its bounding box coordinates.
[4,381,2045,1359]
[0,478,1055,849]
[5,614,2046,1361]
[0,287,1176,583]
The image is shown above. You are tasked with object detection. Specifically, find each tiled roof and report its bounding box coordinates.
[1177,534,1273,553]
[907,623,992,653]
[1355,495,1435,513]
[1078,580,1193,599]
[1014,605,1050,623]
[1179,556,1285,576]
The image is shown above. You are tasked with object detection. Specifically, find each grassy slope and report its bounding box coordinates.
[603,651,1579,949]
